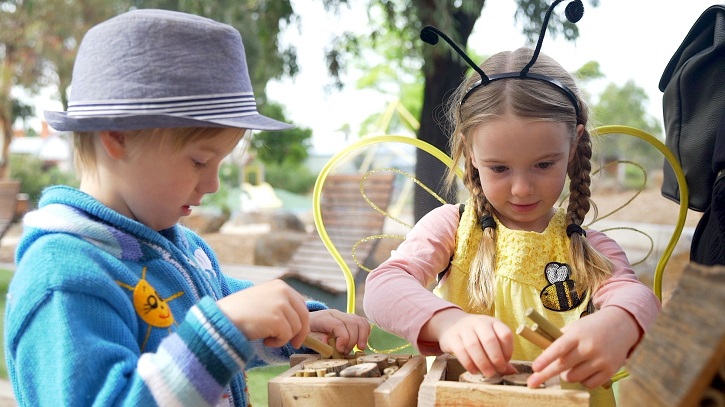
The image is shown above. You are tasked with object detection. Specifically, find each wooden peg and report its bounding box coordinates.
[302,334,334,358]
[524,308,562,340]
[328,337,344,359]
[516,324,553,349]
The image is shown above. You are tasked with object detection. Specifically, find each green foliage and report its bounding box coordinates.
[262,161,317,195]
[219,160,241,187]
[0,267,14,380]
[8,155,79,207]
[591,80,664,171]
[574,61,605,82]
[247,365,287,406]
[252,102,312,166]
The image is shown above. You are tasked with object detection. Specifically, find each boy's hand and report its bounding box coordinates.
[217,280,310,349]
[528,307,641,389]
[308,309,371,355]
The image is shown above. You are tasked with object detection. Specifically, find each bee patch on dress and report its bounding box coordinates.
[540,262,585,312]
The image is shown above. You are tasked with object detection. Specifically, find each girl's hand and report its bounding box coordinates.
[528,307,641,389]
[423,308,518,377]
[308,309,371,355]
[216,280,310,349]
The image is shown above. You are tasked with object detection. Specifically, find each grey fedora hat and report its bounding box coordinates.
[44,9,293,132]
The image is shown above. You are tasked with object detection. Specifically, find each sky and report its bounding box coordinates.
[31,1,722,155]
[265,0,722,154]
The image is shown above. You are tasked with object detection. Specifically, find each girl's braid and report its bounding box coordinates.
[566,130,593,226]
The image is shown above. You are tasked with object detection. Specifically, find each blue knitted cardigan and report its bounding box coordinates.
[4,186,325,406]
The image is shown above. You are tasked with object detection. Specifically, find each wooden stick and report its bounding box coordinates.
[524,308,562,340]
[302,335,334,358]
[517,324,553,349]
[531,323,555,342]
[328,337,344,359]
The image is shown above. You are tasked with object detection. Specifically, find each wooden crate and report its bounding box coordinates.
[268,354,426,407]
[417,354,590,407]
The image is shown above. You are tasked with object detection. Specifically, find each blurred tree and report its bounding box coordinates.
[591,80,663,171]
[38,0,126,108]
[1,0,45,178]
[594,80,661,137]
[0,0,124,179]
[253,102,312,166]
[3,0,309,188]
[321,0,597,220]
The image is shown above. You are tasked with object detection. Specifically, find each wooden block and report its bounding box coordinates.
[417,355,589,407]
[269,354,426,407]
[303,359,351,376]
[290,353,319,368]
[619,263,725,407]
[341,363,382,378]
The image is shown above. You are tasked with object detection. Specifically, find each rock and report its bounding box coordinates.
[254,232,306,266]
[181,209,229,233]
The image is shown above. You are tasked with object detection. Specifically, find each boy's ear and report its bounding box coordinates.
[99,131,127,159]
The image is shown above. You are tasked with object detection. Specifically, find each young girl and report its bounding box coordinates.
[363,46,661,406]
[5,10,369,407]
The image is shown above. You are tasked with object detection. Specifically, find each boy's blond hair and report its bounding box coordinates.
[73,127,247,177]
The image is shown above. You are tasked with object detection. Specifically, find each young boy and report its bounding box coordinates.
[4,9,370,406]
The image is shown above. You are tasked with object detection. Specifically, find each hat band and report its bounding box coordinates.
[67,92,259,120]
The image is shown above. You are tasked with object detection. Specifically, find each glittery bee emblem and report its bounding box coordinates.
[539,262,585,312]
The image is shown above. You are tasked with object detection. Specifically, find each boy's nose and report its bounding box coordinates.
[199,171,221,195]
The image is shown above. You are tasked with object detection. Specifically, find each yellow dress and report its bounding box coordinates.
[433,203,615,406]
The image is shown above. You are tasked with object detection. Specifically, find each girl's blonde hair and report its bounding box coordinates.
[445,48,613,312]
[73,127,247,177]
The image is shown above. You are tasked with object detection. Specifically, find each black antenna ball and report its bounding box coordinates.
[420,26,440,45]
[565,0,584,23]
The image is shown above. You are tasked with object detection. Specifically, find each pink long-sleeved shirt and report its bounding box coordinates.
[363,204,662,354]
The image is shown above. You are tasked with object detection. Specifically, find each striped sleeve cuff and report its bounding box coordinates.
[138,297,253,406]
[306,300,327,312]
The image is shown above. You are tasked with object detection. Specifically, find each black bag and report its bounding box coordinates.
[690,112,725,265]
[659,4,725,212]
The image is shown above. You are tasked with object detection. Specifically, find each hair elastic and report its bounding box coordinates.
[566,223,587,237]
[479,215,497,231]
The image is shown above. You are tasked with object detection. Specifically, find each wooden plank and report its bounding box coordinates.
[418,355,589,407]
[619,263,725,407]
[374,354,426,407]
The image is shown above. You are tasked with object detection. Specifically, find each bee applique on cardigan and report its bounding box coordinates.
[539,262,585,312]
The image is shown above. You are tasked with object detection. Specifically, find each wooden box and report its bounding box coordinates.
[268,354,426,407]
[417,354,590,406]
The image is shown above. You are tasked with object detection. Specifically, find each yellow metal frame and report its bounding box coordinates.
[593,125,689,300]
[312,135,462,315]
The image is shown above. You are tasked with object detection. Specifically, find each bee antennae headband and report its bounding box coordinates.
[420,0,584,122]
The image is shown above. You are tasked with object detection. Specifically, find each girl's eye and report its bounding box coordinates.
[192,160,208,168]
[490,165,507,174]
[536,162,554,169]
